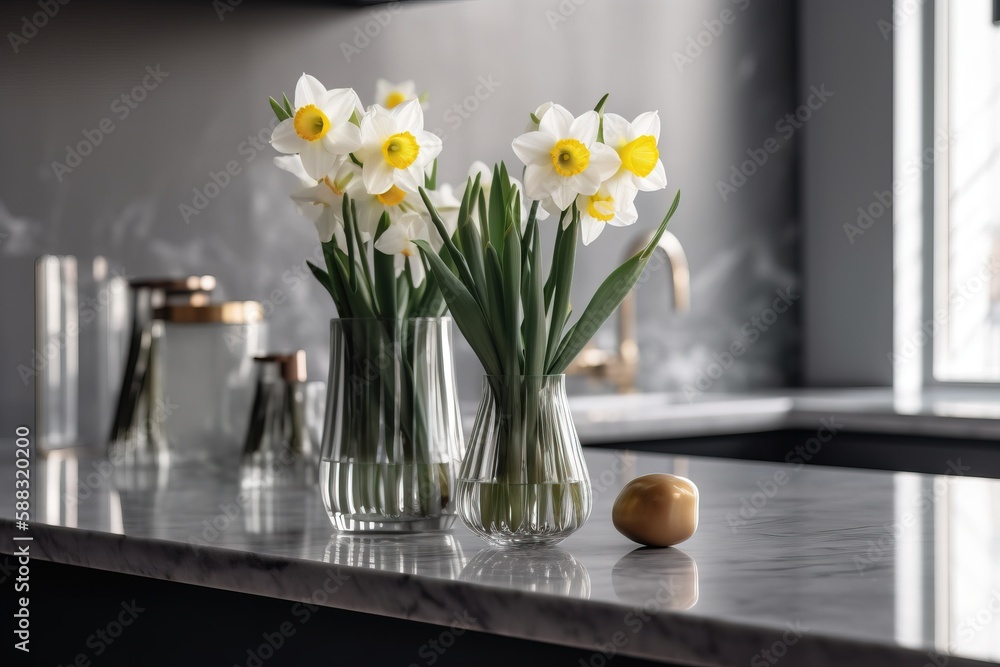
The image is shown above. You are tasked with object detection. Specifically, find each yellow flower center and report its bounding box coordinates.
[550,139,590,177]
[618,135,659,178]
[376,185,407,206]
[293,105,331,142]
[586,193,616,222]
[385,92,407,109]
[381,132,420,170]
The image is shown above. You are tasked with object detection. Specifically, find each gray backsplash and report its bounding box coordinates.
[0,0,798,439]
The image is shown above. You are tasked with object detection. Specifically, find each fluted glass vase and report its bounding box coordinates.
[458,375,592,547]
[320,318,464,532]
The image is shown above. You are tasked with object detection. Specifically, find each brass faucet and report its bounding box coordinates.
[567,229,690,392]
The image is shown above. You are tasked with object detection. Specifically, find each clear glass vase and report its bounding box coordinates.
[458,374,593,547]
[319,318,464,532]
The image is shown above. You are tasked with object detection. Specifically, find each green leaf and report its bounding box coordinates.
[544,210,569,313]
[425,158,438,190]
[523,220,546,376]
[484,243,508,349]
[349,199,375,301]
[373,213,396,318]
[415,239,502,376]
[269,97,290,122]
[488,164,506,250]
[502,223,522,376]
[545,208,579,368]
[282,93,294,117]
[548,190,681,373]
[342,195,358,294]
[417,188,478,293]
[594,93,610,143]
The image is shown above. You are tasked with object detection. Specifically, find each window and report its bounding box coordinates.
[895,0,1000,388]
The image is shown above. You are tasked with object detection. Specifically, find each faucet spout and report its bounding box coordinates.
[616,230,690,391]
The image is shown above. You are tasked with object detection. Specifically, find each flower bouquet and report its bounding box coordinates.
[268,75,465,531]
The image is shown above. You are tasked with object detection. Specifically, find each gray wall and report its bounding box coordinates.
[800,0,895,386]
[0,0,799,439]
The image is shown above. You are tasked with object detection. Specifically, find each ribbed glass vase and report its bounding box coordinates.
[458,374,593,547]
[319,318,464,532]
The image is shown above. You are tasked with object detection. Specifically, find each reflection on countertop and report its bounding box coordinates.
[2,444,1000,666]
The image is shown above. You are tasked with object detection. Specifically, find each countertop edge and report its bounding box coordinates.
[1,519,991,667]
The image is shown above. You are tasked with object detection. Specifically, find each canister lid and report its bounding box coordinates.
[130,276,217,294]
[253,351,307,383]
[154,301,263,324]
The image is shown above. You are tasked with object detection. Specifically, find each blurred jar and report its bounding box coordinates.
[155,301,265,463]
[240,351,316,489]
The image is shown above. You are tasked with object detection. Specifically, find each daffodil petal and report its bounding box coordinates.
[408,252,426,287]
[391,99,424,131]
[361,108,396,143]
[299,142,339,180]
[569,110,600,146]
[601,113,630,147]
[363,158,395,195]
[416,130,443,163]
[273,155,312,185]
[512,131,554,165]
[523,163,559,202]
[374,222,408,255]
[550,179,579,211]
[588,142,623,180]
[271,119,306,154]
[294,73,327,109]
[637,159,667,191]
[322,122,361,154]
[538,103,574,138]
[394,165,423,193]
[580,216,604,246]
[322,88,362,123]
[630,111,660,140]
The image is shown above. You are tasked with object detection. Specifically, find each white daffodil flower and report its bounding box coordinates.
[374,211,430,286]
[287,160,358,246]
[602,112,667,198]
[468,161,549,224]
[511,104,621,212]
[421,183,461,251]
[271,74,363,180]
[356,100,443,196]
[351,181,415,239]
[575,185,639,246]
[374,79,425,110]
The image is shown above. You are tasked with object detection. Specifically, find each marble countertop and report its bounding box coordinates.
[3,444,1000,666]
[568,387,1000,443]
